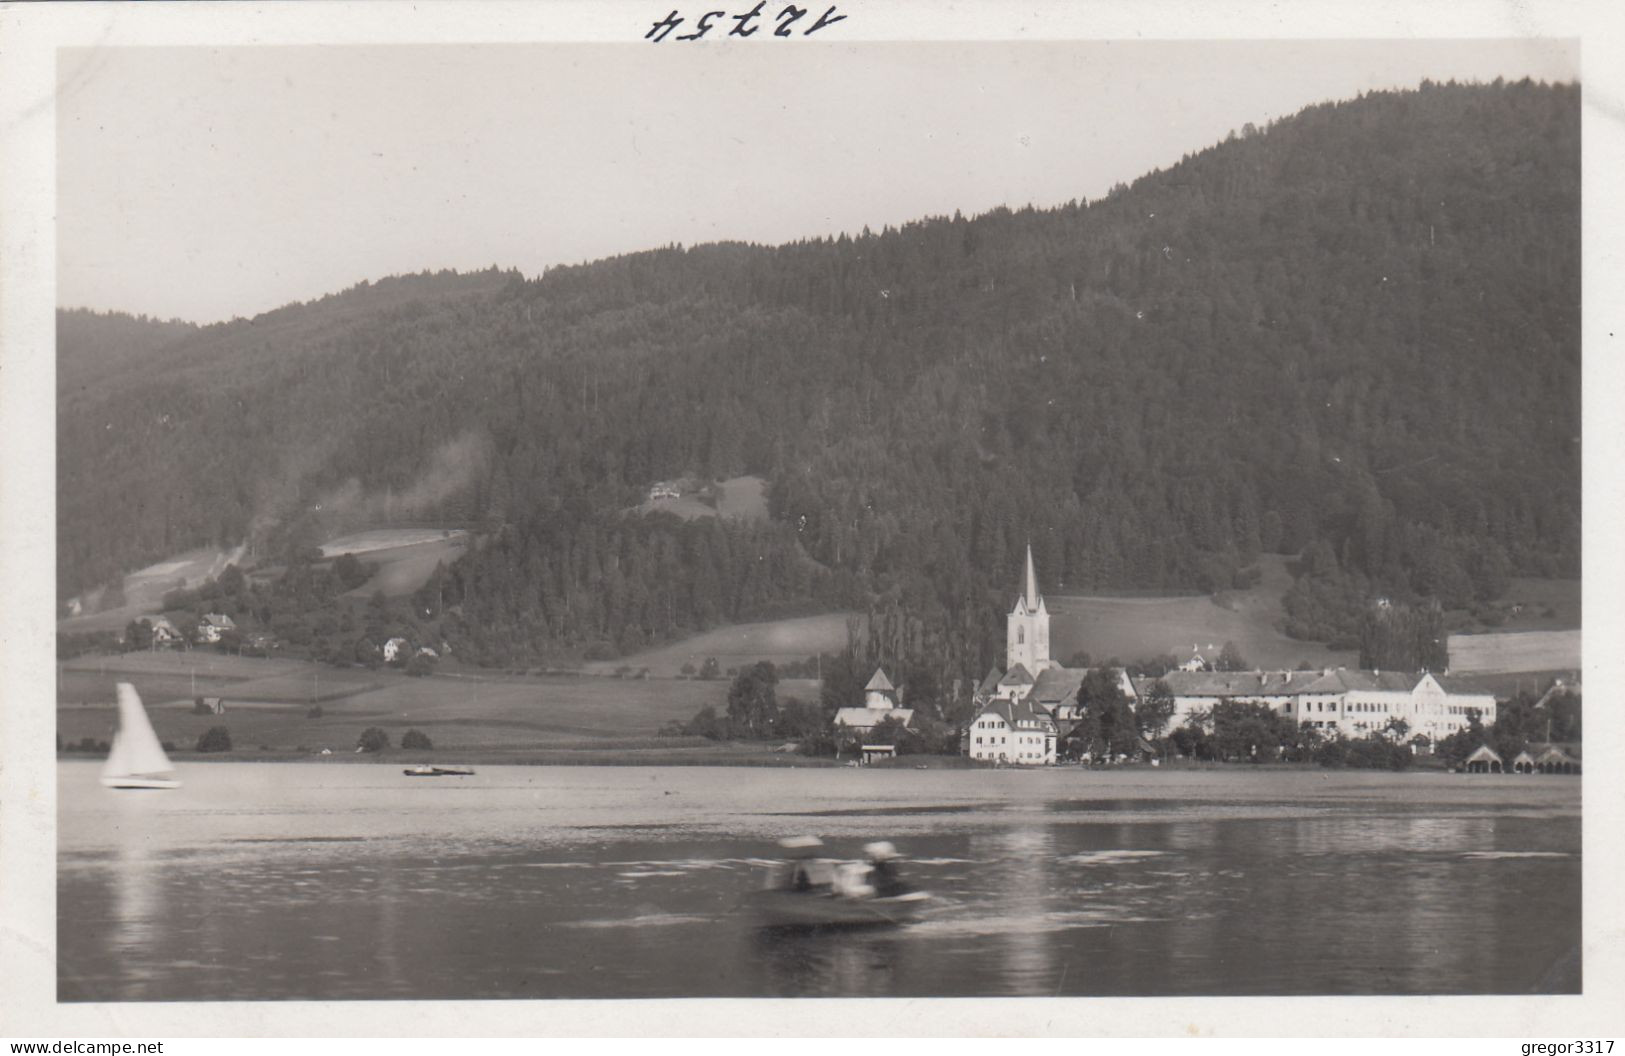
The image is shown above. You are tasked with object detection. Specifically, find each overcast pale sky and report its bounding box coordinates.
[56,39,1577,323]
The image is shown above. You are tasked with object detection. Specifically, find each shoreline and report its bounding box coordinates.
[56,749,1545,776]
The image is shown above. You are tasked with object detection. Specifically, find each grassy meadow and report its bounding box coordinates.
[633,474,770,522]
[1445,630,1580,675]
[334,532,470,597]
[582,612,858,677]
[58,651,736,761]
[1048,555,1356,670]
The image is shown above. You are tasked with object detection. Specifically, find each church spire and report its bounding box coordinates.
[1025,542,1039,610]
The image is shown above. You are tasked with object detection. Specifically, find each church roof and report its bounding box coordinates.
[1027,666,1087,705]
[998,663,1035,687]
[864,668,895,693]
[977,666,1004,696]
[1138,668,1424,698]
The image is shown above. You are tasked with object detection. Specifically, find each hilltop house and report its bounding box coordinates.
[832,668,914,738]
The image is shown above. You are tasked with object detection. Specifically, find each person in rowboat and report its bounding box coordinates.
[864,841,912,898]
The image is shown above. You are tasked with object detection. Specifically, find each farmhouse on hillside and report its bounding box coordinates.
[197,612,237,643]
[148,615,183,647]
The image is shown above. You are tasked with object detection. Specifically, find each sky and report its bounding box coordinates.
[57,38,1578,324]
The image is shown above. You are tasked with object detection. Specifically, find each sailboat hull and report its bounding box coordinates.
[100,775,181,790]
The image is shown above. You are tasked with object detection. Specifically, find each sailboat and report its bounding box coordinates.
[100,682,181,789]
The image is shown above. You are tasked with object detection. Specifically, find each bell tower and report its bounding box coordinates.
[1006,543,1051,674]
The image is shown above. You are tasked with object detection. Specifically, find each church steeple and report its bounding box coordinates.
[1007,542,1051,674]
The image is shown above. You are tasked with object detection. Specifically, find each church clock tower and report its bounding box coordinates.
[1006,543,1051,674]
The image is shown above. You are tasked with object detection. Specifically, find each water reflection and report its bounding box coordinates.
[58,762,1581,1000]
[751,927,902,997]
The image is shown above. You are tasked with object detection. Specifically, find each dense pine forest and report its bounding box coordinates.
[58,80,1579,675]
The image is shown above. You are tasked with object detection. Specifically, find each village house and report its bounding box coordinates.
[383,637,410,663]
[966,696,1057,765]
[831,668,914,738]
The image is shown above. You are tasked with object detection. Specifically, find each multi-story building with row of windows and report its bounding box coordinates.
[1131,667,1497,743]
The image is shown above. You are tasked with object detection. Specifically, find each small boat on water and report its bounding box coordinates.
[101,683,180,790]
[747,837,931,929]
[403,765,476,777]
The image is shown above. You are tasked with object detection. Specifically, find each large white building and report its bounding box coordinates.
[966,696,1057,765]
[1133,667,1498,743]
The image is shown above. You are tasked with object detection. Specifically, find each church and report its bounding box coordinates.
[965,545,1136,765]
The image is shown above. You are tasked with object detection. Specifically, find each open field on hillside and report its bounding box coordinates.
[60,544,245,633]
[338,534,470,597]
[59,652,730,755]
[1484,578,1581,631]
[1049,554,1356,670]
[583,613,858,677]
[1446,630,1581,675]
[637,475,770,522]
[320,527,467,556]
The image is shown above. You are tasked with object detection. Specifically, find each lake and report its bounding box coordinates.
[57,761,1580,1000]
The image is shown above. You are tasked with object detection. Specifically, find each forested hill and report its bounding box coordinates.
[58,79,1579,672]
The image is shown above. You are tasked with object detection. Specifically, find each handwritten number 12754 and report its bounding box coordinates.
[646,4,847,41]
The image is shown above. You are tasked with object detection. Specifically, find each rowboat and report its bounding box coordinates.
[403,765,476,777]
[747,887,931,928]
[749,836,931,929]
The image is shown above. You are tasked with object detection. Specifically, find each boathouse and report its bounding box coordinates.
[1463,744,1503,773]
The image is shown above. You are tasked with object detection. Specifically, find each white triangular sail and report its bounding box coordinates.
[101,682,178,787]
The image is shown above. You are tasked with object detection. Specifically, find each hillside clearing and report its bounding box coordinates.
[636,475,770,522]
[582,613,858,677]
[1049,554,1355,670]
[60,544,245,633]
[321,528,467,556]
[339,534,469,598]
[1446,630,1580,675]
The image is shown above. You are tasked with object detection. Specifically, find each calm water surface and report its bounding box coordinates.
[57,762,1580,1000]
